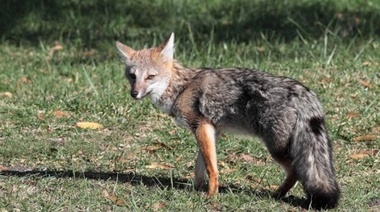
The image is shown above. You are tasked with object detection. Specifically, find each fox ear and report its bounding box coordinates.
[116,41,136,62]
[158,32,175,61]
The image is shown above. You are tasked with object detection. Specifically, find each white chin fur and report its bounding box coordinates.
[135,93,145,100]
[148,80,172,114]
[148,80,169,103]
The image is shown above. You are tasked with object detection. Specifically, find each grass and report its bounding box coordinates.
[1,0,380,211]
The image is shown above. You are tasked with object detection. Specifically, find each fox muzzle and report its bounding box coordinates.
[131,90,139,99]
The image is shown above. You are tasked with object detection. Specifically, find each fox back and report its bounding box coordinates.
[116,33,340,210]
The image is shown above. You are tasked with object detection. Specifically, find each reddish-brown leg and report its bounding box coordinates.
[195,119,218,197]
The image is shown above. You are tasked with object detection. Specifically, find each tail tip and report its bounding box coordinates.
[306,188,341,210]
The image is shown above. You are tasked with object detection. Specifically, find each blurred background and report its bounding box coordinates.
[1,0,379,58]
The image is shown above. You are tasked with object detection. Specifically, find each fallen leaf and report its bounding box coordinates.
[64,78,73,83]
[48,42,64,58]
[371,126,380,134]
[145,145,160,152]
[218,161,228,168]
[37,112,45,120]
[153,202,166,211]
[350,94,358,100]
[245,175,263,184]
[346,112,360,118]
[353,135,378,142]
[226,153,265,165]
[103,190,125,206]
[362,149,379,156]
[145,142,173,153]
[81,49,97,58]
[350,150,378,160]
[103,190,111,198]
[48,137,65,145]
[53,110,70,118]
[362,61,379,67]
[168,129,177,135]
[20,76,31,84]
[268,185,279,190]
[1,92,13,98]
[358,79,373,88]
[219,168,237,174]
[218,161,236,173]
[185,172,195,179]
[145,162,174,170]
[76,122,103,129]
[256,46,266,52]
[320,76,333,84]
[240,153,265,165]
[362,61,372,66]
[350,153,368,160]
[226,153,239,164]
[239,154,255,163]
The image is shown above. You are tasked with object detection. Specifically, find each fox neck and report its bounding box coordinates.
[152,62,199,114]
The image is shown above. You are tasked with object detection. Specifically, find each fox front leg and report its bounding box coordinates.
[194,119,218,197]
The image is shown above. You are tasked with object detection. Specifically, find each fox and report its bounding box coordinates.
[115,33,340,209]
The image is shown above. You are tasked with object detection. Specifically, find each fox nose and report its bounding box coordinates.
[131,90,138,98]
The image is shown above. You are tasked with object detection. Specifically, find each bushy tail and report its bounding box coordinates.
[291,114,340,209]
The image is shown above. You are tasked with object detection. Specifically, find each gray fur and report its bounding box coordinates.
[167,67,340,209]
[116,37,340,209]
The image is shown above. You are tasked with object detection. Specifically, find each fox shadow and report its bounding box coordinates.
[1,169,307,209]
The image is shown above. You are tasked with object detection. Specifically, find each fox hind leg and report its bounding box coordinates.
[271,153,298,199]
[194,150,207,190]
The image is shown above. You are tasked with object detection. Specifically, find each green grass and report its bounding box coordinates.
[1,0,380,211]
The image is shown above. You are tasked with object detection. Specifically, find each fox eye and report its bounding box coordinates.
[146,75,155,80]
[129,73,136,80]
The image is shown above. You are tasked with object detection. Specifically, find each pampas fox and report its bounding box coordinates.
[115,33,340,209]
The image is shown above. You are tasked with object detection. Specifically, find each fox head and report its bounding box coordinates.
[116,33,175,102]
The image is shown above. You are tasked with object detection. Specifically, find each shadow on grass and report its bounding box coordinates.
[0,168,307,209]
